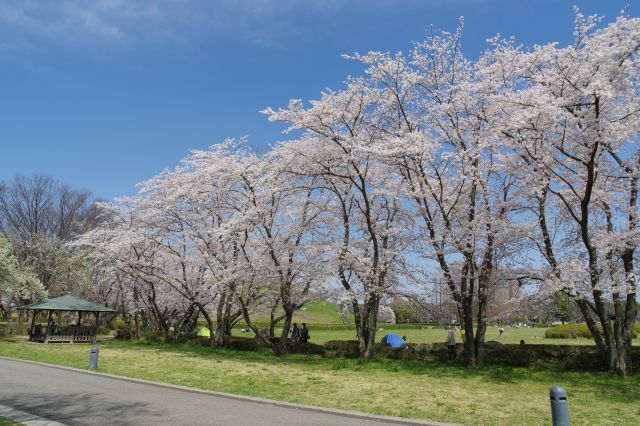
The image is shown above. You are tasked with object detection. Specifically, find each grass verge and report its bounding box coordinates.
[1,336,638,425]
[0,416,24,426]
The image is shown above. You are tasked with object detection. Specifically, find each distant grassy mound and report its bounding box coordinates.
[292,300,349,324]
[235,300,351,327]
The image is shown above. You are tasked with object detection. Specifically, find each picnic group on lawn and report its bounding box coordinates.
[291,323,310,343]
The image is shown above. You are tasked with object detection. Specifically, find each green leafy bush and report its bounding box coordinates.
[113,319,132,340]
[546,323,639,339]
[139,330,165,344]
[223,336,261,351]
[266,337,326,355]
[484,345,532,367]
[545,324,583,338]
[288,341,325,355]
[114,328,131,340]
[0,323,28,336]
[324,340,361,358]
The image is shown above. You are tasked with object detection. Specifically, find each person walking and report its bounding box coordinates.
[300,323,310,343]
[291,323,301,342]
[446,327,456,362]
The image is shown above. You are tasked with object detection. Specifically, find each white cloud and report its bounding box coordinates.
[0,0,349,50]
[0,0,491,52]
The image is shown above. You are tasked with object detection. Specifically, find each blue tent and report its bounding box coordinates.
[381,333,407,349]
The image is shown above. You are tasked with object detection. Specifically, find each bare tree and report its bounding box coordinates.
[0,174,99,297]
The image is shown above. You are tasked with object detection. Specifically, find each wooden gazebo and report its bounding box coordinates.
[19,294,116,343]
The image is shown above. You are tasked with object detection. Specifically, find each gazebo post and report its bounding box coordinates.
[44,310,53,343]
[93,311,100,343]
[70,311,82,343]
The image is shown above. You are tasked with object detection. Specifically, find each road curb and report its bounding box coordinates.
[0,355,459,426]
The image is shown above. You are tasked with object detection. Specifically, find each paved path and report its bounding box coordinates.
[0,403,66,426]
[0,357,449,426]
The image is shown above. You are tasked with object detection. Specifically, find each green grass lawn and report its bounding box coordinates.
[0,417,24,426]
[240,300,348,325]
[1,336,638,425]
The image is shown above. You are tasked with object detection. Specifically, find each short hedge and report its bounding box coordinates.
[326,339,640,371]
[545,323,640,339]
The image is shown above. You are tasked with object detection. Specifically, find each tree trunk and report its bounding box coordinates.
[6,306,12,335]
[474,275,489,366]
[193,304,216,348]
[462,296,475,367]
[275,310,293,357]
[133,312,140,340]
[239,296,273,348]
[460,264,476,367]
[612,296,627,375]
[356,296,380,361]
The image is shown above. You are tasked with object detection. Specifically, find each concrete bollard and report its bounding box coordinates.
[89,346,99,370]
[550,385,569,426]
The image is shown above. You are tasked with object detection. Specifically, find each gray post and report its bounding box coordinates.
[89,347,99,370]
[550,385,569,426]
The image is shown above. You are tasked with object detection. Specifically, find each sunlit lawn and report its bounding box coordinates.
[0,417,24,426]
[1,336,638,425]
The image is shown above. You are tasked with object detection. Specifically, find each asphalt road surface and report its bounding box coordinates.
[0,357,446,426]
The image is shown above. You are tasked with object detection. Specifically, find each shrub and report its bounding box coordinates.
[289,341,325,355]
[0,323,29,336]
[545,324,582,339]
[114,319,132,340]
[324,340,361,358]
[114,328,131,340]
[223,336,261,351]
[546,323,639,339]
[562,346,605,371]
[139,330,165,344]
[267,337,326,355]
[629,347,640,374]
[175,335,210,346]
[484,345,532,367]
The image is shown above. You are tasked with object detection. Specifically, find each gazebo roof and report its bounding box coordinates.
[19,294,116,313]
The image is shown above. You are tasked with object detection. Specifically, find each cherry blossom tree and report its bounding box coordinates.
[242,146,332,355]
[76,204,195,343]
[304,20,523,366]
[265,79,412,361]
[377,305,396,324]
[501,10,640,375]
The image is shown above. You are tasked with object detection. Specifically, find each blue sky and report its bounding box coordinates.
[0,0,634,200]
